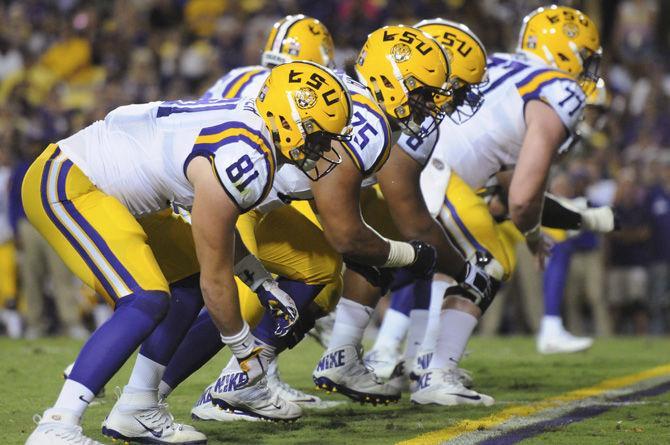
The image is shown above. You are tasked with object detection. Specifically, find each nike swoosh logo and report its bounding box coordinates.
[134,417,163,438]
[78,395,90,405]
[448,393,481,401]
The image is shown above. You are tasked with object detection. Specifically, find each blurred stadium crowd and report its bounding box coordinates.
[0,0,668,339]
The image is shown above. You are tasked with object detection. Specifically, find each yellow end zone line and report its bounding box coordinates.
[397,363,670,445]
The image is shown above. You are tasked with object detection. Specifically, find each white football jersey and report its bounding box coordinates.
[410,52,587,216]
[58,98,275,217]
[204,67,392,212]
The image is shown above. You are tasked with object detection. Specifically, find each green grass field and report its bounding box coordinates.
[3,336,670,445]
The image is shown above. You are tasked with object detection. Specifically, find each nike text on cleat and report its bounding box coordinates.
[209,374,302,422]
[101,387,207,444]
[26,408,104,445]
[312,345,400,405]
[410,368,494,406]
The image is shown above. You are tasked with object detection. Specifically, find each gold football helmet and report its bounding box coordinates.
[355,25,451,139]
[518,5,601,94]
[415,18,488,123]
[262,15,335,68]
[256,61,353,180]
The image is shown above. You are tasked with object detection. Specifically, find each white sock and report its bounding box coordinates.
[539,315,564,337]
[221,322,255,360]
[403,309,428,366]
[431,309,478,370]
[371,308,410,353]
[127,354,166,392]
[419,279,449,352]
[157,381,172,400]
[53,379,96,419]
[328,297,374,349]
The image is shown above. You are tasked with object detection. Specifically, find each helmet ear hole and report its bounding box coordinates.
[279,115,292,130]
[369,77,385,103]
[380,75,394,89]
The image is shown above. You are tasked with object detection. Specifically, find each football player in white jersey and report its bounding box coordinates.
[311,21,497,405]
[24,61,353,445]
[365,6,613,406]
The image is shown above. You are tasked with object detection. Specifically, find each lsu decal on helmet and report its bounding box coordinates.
[355,25,451,139]
[256,61,353,180]
[415,18,488,124]
[518,5,601,94]
[262,15,336,68]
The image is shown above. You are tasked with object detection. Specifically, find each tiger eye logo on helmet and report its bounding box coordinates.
[563,23,579,38]
[295,87,317,109]
[391,43,412,63]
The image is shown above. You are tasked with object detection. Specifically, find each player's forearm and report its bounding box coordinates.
[200,273,243,336]
[509,196,544,233]
[325,223,390,265]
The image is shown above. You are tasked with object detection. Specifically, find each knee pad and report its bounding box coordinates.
[445,285,497,313]
[116,290,171,323]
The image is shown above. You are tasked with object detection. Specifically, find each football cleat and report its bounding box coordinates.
[209,371,302,422]
[537,331,593,354]
[101,387,207,444]
[267,365,344,409]
[363,346,402,380]
[313,344,400,405]
[410,368,494,406]
[191,384,260,422]
[26,408,103,445]
[410,351,474,388]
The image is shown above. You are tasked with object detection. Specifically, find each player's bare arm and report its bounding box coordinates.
[509,99,567,262]
[310,142,390,265]
[509,100,567,231]
[377,147,466,276]
[187,156,242,337]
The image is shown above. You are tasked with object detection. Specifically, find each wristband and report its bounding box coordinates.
[234,254,272,291]
[383,239,416,267]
